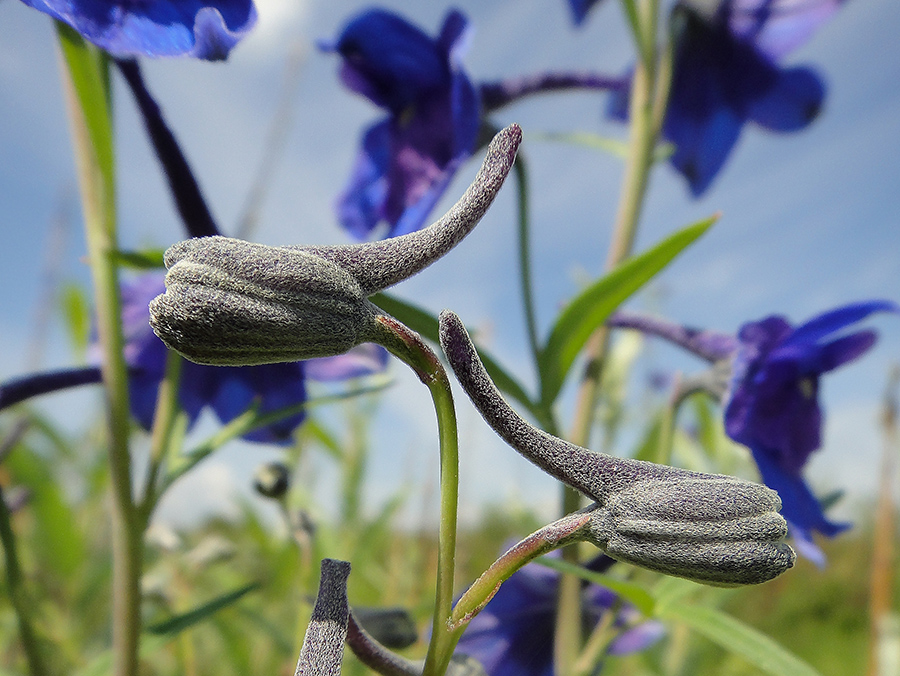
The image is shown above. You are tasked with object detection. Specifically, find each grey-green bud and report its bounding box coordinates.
[149,125,523,368]
[150,237,381,366]
[586,477,795,585]
[439,309,795,585]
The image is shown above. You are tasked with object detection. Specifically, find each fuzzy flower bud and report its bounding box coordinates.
[150,124,522,367]
[150,238,380,365]
[438,310,795,585]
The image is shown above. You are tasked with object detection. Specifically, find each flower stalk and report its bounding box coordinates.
[57,24,141,676]
[371,316,460,676]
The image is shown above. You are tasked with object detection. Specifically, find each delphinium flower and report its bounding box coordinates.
[455,553,663,676]
[608,0,845,195]
[18,0,257,60]
[606,300,899,562]
[319,8,481,240]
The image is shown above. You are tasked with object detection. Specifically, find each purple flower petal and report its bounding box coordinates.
[326,8,480,239]
[305,344,389,382]
[727,0,847,61]
[209,364,307,445]
[567,0,606,26]
[783,300,899,347]
[750,443,850,538]
[747,65,824,132]
[724,300,896,544]
[455,551,661,675]
[20,0,256,60]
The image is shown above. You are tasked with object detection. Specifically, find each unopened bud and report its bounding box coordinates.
[150,237,381,365]
[586,477,795,585]
[253,461,291,499]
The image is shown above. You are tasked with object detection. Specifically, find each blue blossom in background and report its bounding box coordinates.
[568,0,606,26]
[724,300,898,561]
[607,299,897,562]
[19,0,257,60]
[611,0,845,195]
[455,554,663,676]
[320,8,480,239]
[106,273,388,445]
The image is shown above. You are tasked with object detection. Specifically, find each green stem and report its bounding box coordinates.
[137,350,183,525]
[56,24,141,676]
[555,5,670,673]
[371,316,459,676]
[514,154,541,370]
[0,485,49,676]
[451,510,593,629]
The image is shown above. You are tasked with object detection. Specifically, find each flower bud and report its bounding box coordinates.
[150,237,381,366]
[586,477,795,585]
[253,461,291,499]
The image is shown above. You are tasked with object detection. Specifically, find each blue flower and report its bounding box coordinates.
[607,300,897,562]
[102,272,387,445]
[455,554,663,676]
[20,0,257,60]
[724,300,898,558]
[567,0,607,26]
[320,8,480,239]
[611,0,844,195]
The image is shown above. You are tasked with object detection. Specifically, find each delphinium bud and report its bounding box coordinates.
[438,310,795,585]
[253,461,291,499]
[150,125,522,367]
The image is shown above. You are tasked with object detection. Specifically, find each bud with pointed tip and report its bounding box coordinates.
[438,309,795,585]
[150,124,522,367]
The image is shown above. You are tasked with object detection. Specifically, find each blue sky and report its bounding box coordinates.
[1,0,898,534]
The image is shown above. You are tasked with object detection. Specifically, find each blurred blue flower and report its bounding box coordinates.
[20,0,256,60]
[608,300,897,563]
[103,272,388,445]
[568,0,606,26]
[320,8,480,239]
[455,554,663,676]
[611,0,844,195]
[724,300,898,560]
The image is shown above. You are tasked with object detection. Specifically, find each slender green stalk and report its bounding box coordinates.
[56,24,141,676]
[371,316,460,676]
[137,350,183,525]
[0,485,49,676]
[555,3,671,673]
[514,155,541,370]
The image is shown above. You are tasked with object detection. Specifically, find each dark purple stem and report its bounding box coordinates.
[480,72,629,112]
[0,367,103,412]
[606,310,738,362]
[116,59,220,238]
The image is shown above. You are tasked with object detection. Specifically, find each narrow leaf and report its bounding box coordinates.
[657,603,823,676]
[534,556,655,616]
[371,293,537,416]
[145,582,260,636]
[539,216,716,406]
[109,248,166,270]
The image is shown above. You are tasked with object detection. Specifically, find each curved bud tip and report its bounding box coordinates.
[589,477,796,585]
[150,236,380,366]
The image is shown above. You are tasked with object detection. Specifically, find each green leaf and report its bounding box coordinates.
[108,248,166,270]
[533,131,630,159]
[657,603,823,676]
[60,283,91,356]
[6,446,85,578]
[145,582,260,636]
[534,556,656,617]
[370,293,538,417]
[538,216,717,406]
